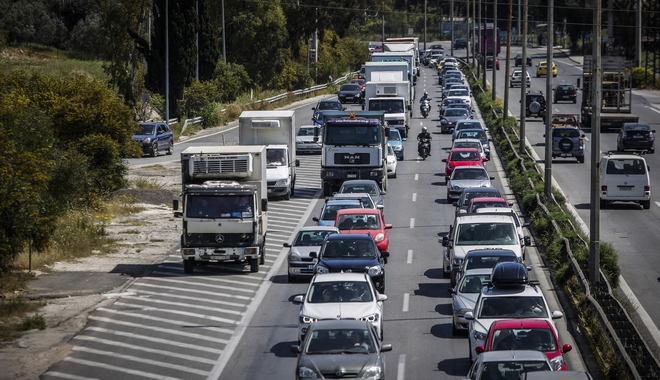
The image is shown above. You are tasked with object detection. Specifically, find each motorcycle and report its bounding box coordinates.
[418,138,430,160]
[420,99,431,118]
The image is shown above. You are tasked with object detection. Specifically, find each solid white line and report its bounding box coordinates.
[655,201,660,208]
[415,173,419,181]
[85,326,223,354]
[644,105,660,115]
[409,218,415,228]
[407,249,413,264]
[62,357,184,380]
[397,354,406,380]
[72,346,211,376]
[113,301,240,325]
[89,315,230,343]
[402,293,410,312]
[146,273,260,288]
[412,193,417,202]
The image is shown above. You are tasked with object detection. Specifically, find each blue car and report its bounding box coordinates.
[134,122,174,157]
[312,99,345,125]
[388,128,405,160]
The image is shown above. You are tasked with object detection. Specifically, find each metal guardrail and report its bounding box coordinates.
[180,116,203,134]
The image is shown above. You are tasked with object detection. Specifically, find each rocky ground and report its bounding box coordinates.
[0,161,184,380]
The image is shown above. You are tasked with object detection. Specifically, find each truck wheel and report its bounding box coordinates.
[643,200,651,209]
[183,259,194,274]
[150,142,158,157]
[291,180,295,197]
[250,257,259,273]
[323,182,333,197]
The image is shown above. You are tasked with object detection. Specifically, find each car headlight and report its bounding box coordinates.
[289,252,301,261]
[300,315,318,324]
[473,330,487,342]
[142,137,151,144]
[441,119,448,124]
[450,185,462,191]
[367,266,383,276]
[550,355,565,371]
[316,266,329,274]
[374,233,385,242]
[298,366,319,379]
[452,258,463,266]
[362,366,383,379]
[275,179,288,187]
[359,313,380,323]
[457,307,471,317]
[393,145,402,151]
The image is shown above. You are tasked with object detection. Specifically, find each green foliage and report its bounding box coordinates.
[631,67,655,89]
[600,242,620,288]
[19,313,46,331]
[275,59,313,91]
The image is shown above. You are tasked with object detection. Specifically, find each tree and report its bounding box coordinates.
[197,0,221,81]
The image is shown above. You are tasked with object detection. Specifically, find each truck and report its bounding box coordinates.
[238,110,300,200]
[581,56,639,131]
[361,61,413,102]
[370,51,417,86]
[174,145,269,274]
[384,38,420,75]
[317,111,389,196]
[363,80,412,137]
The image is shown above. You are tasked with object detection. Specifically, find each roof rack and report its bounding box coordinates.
[604,150,647,156]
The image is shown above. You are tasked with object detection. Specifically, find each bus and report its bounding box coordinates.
[472,27,501,56]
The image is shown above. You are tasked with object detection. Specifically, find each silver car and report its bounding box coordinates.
[446,166,494,202]
[284,226,339,283]
[449,268,491,335]
[296,125,322,154]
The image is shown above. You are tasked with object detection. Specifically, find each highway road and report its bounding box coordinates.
[41,60,590,379]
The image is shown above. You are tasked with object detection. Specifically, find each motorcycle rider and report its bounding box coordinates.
[417,126,432,156]
[419,91,432,111]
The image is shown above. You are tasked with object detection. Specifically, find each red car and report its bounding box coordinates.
[475,319,573,371]
[350,78,366,92]
[335,208,392,254]
[442,147,488,180]
[466,197,513,213]
[486,56,500,70]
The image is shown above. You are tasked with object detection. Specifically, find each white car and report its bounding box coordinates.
[386,143,398,178]
[284,226,339,283]
[464,262,563,361]
[475,207,532,260]
[293,272,387,343]
[295,125,322,154]
[449,268,491,335]
[511,70,531,87]
[599,152,651,209]
[445,166,494,202]
[444,88,472,108]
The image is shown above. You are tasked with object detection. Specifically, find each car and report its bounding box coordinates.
[388,128,405,160]
[295,125,323,154]
[475,319,573,371]
[457,249,522,282]
[455,129,492,159]
[452,119,485,141]
[335,208,393,255]
[442,147,487,180]
[454,38,468,49]
[599,151,651,209]
[465,350,553,379]
[446,166,495,202]
[486,56,500,70]
[330,192,378,212]
[448,102,474,119]
[515,53,533,67]
[536,61,558,77]
[134,122,174,157]
[350,78,366,93]
[284,226,339,283]
[519,371,595,380]
[553,84,577,104]
[429,43,444,50]
[337,83,363,104]
[313,199,364,227]
[617,122,655,154]
[443,83,470,99]
[449,268,492,335]
[550,114,581,129]
[511,70,531,87]
[440,97,468,116]
[525,91,547,121]
[443,77,464,91]
[292,273,387,343]
[464,262,564,361]
[444,88,472,107]
[289,319,392,380]
[452,138,487,160]
[453,187,504,214]
[441,108,472,134]
[338,179,385,211]
[545,126,585,163]
[466,197,513,213]
[312,233,388,293]
[386,144,398,178]
[475,208,532,260]
[312,99,345,124]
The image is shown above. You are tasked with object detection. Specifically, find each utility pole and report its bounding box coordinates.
[492,0,497,102]
[195,0,199,81]
[165,0,169,124]
[503,0,512,117]
[424,0,427,50]
[519,0,528,154]
[471,0,476,67]
[450,0,455,57]
[589,0,602,284]
[221,0,226,63]
[477,0,482,79]
[544,0,554,199]
[635,0,642,67]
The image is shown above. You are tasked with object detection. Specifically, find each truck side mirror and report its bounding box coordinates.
[295,159,300,167]
[173,199,179,210]
[312,217,320,222]
[442,236,449,246]
[262,198,268,212]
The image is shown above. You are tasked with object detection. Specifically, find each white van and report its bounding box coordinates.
[599,152,651,209]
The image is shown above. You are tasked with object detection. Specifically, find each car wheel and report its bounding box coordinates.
[450,271,457,287]
[284,189,291,201]
[573,98,577,104]
[643,200,651,209]
[578,155,585,163]
[452,322,460,336]
[447,194,451,203]
[150,142,158,157]
[166,140,173,155]
[391,171,397,178]
[183,259,194,274]
[469,339,473,362]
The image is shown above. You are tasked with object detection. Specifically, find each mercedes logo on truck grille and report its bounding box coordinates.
[215,234,225,243]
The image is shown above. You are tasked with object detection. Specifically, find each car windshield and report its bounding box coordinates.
[337,214,381,230]
[457,121,481,130]
[624,124,651,131]
[449,150,480,161]
[304,328,375,354]
[464,254,516,270]
[341,84,360,91]
[471,201,509,211]
[307,281,374,304]
[462,190,501,206]
[455,222,517,245]
[319,101,343,110]
[449,90,469,97]
[458,130,487,142]
[340,183,380,197]
[459,274,490,293]
[388,131,401,141]
[321,239,377,258]
[605,158,647,175]
[490,328,557,352]
[478,296,548,318]
[138,124,155,135]
[454,142,481,150]
[452,168,489,180]
[298,127,316,136]
[478,361,551,380]
[267,148,287,166]
[445,109,469,117]
[294,230,336,246]
[321,203,361,220]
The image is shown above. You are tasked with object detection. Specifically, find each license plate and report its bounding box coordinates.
[560,153,569,157]
[633,135,644,139]
[347,174,357,178]
[346,96,353,99]
[618,186,633,191]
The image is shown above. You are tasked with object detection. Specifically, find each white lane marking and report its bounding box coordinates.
[133,289,246,308]
[397,354,406,380]
[138,277,257,294]
[412,193,417,202]
[40,372,98,380]
[415,173,419,181]
[645,105,660,115]
[62,357,184,380]
[410,218,415,228]
[113,301,240,325]
[89,315,230,343]
[121,295,244,316]
[407,249,413,264]
[85,326,224,354]
[402,293,410,312]
[655,201,660,208]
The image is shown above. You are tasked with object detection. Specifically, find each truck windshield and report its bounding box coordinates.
[187,195,254,218]
[368,99,405,113]
[325,124,381,145]
[267,148,287,166]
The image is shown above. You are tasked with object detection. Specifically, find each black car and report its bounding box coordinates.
[514,53,533,67]
[453,38,468,49]
[553,84,577,104]
[312,234,388,293]
[525,90,546,121]
[134,122,174,157]
[617,122,655,154]
[453,186,504,214]
[337,83,363,104]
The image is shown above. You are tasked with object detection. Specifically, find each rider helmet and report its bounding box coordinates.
[424,91,428,97]
[422,127,427,132]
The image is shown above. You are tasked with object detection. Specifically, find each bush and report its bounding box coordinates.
[631,67,655,88]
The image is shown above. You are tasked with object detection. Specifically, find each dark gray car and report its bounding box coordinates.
[290,319,392,380]
[338,179,386,212]
[440,108,471,134]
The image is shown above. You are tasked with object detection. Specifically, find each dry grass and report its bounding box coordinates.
[0,300,46,342]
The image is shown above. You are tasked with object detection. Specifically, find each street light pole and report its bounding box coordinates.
[165,0,169,124]
[492,0,497,102]
[589,0,602,284]
[544,0,554,199]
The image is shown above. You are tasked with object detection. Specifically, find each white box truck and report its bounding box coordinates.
[174,145,269,273]
[364,80,412,137]
[239,110,300,200]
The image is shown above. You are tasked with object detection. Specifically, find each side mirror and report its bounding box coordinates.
[174,212,183,218]
[551,310,564,319]
[312,107,317,111]
[543,134,546,137]
[475,346,485,354]
[283,242,291,248]
[380,344,393,352]
[489,176,495,180]
[312,217,319,222]
[464,311,474,320]
[442,236,449,246]
[562,344,573,354]
[448,287,456,295]
[173,199,179,211]
[290,345,301,354]
[452,202,458,207]
[377,294,388,302]
[442,158,447,162]
[262,198,268,212]
[295,159,300,167]
[381,251,390,258]
[293,295,304,303]
[402,138,407,141]
[342,107,347,111]
[524,236,532,246]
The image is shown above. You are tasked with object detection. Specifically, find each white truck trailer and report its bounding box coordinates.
[364,80,412,137]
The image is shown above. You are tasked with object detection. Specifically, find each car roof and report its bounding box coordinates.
[471,197,508,203]
[463,268,495,276]
[325,199,362,206]
[325,233,374,241]
[520,371,594,380]
[306,319,371,330]
[298,225,340,232]
[311,272,368,283]
[489,318,554,330]
[602,153,646,161]
[479,349,549,362]
[336,208,381,216]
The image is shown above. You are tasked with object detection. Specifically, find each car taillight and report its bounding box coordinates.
[601,185,607,191]
[645,186,650,192]
[578,137,584,144]
[573,89,577,95]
